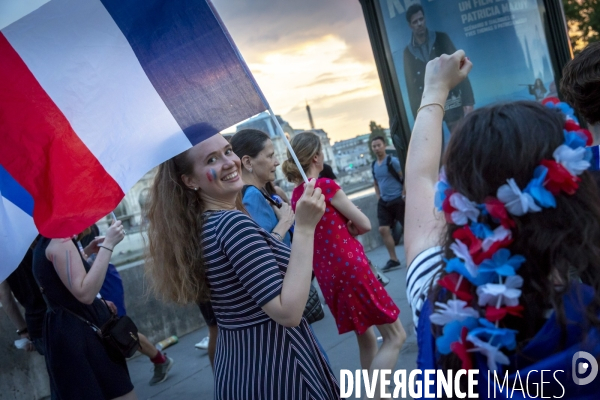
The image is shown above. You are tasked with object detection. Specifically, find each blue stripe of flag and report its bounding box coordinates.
[100,0,268,145]
[0,165,34,216]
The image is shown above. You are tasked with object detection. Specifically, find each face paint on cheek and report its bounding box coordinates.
[206,169,217,182]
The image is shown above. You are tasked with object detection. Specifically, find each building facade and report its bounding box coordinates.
[333,133,372,172]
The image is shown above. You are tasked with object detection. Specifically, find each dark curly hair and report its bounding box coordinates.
[431,101,600,375]
[406,4,424,23]
[561,42,600,125]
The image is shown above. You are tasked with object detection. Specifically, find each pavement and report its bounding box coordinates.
[127,243,417,399]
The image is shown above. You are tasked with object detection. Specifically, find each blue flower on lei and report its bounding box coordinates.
[546,101,577,121]
[524,166,556,208]
[470,222,493,239]
[436,317,478,355]
[564,130,587,150]
[435,180,450,211]
[469,318,518,351]
[446,257,497,286]
[478,248,525,278]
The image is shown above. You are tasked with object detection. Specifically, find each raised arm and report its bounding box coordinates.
[404,51,472,267]
[46,221,125,304]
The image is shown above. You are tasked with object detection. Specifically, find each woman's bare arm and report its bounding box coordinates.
[404,51,472,267]
[330,190,371,234]
[262,179,325,327]
[46,221,124,304]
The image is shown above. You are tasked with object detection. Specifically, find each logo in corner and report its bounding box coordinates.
[572,351,598,386]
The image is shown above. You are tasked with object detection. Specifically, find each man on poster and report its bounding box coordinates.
[403,4,475,130]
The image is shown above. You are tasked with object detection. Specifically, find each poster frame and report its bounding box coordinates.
[359,0,574,171]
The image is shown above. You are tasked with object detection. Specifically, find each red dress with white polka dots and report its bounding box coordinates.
[291,178,399,335]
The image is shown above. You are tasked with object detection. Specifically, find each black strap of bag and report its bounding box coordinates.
[40,286,140,360]
[302,282,324,324]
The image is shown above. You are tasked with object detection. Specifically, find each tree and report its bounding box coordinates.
[563,0,600,53]
[368,121,387,160]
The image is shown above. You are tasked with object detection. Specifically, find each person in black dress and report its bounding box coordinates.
[33,220,136,400]
[145,134,340,399]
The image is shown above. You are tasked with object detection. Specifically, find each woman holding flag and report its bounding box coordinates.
[145,134,340,399]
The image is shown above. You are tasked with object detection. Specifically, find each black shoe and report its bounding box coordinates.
[381,259,401,272]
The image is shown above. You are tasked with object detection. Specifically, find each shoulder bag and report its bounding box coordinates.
[303,282,325,324]
[42,286,140,362]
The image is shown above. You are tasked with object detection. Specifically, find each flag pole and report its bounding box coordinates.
[266,107,309,184]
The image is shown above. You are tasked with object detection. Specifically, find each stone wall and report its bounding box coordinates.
[0,193,383,399]
[352,192,385,253]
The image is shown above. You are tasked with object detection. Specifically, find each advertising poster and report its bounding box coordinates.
[378,0,556,128]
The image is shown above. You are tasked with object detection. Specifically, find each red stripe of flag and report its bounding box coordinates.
[0,33,124,237]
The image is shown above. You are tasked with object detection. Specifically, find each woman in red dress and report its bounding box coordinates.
[284,132,406,397]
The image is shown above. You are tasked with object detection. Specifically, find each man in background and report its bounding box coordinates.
[371,136,405,272]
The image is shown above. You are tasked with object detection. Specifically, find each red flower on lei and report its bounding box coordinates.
[453,226,482,254]
[438,273,474,302]
[485,305,525,322]
[441,189,457,224]
[484,197,515,228]
[541,97,559,106]
[540,159,580,195]
[450,326,474,370]
[452,225,513,265]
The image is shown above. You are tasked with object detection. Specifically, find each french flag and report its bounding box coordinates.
[0,0,268,281]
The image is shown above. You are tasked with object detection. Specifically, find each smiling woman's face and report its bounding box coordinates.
[181,134,243,201]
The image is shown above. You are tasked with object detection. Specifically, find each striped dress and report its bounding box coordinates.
[202,210,340,400]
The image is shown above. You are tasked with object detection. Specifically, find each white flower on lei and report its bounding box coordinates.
[553,144,591,176]
[449,192,480,225]
[467,334,510,371]
[481,226,512,252]
[497,179,541,216]
[450,239,478,277]
[430,300,479,326]
[476,275,523,307]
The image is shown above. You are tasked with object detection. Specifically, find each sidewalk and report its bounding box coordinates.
[127,243,417,399]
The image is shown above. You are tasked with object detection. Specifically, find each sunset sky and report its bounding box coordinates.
[212,0,389,142]
[1,0,390,143]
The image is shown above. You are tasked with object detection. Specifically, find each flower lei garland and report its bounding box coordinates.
[431,98,593,371]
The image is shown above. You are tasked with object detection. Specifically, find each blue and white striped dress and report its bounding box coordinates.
[202,210,340,400]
